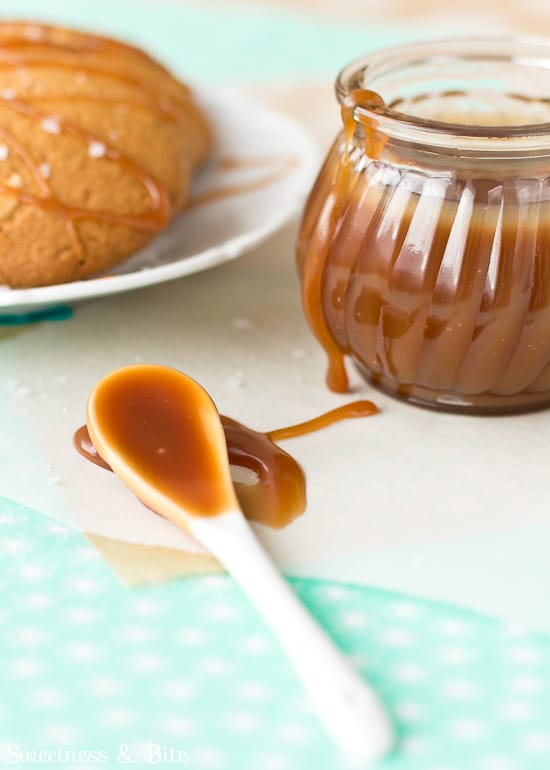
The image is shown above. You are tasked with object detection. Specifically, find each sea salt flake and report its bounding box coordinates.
[7,173,22,189]
[24,25,44,41]
[0,145,9,161]
[41,117,61,135]
[88,141,107,159]
[16,383,32,397]
[39,163,51,179]
[1,88,16,100]
[232,317,256,331]
[225,371,245,389]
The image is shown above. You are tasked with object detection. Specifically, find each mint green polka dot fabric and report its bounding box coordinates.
[1,498,550,770]
[0,3,549,769]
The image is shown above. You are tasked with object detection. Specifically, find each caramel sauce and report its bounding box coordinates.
[266,399,377,442]
[75,395,377,529]
[299,90,385,393]
[297,86,550,410]
[87,366,235,517]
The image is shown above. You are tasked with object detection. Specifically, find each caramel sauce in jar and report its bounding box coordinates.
[297,38,550,413]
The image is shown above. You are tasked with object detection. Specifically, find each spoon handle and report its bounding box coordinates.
[190,510,394,763]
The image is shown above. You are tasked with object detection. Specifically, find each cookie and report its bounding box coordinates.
[0,21,212,287]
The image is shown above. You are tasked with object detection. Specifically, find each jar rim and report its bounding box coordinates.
[335,36,550,153]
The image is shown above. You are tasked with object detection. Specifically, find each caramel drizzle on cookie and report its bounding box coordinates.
[0,24,183,264]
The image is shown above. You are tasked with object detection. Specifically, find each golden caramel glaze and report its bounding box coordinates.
[0,21,212,287]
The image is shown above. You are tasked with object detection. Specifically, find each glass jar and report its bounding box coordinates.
[297,37,550,413]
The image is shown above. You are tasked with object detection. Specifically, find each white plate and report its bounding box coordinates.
[0,86,319,315]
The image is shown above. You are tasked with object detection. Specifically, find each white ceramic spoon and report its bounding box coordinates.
[87,364,394,764]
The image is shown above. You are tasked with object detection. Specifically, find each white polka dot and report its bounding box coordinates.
[41,117,61,135]
[27,593,50,609]
[73,578,101,594]
[508,646,541,665]
[227,712,259,732]
[13,658,45,677]
[48,523,70,536]
[90,676,120,697]
[243,635,271,654]
[199,657,231,676]
[88,141,107,159]
[208,604,237,621]
[164,681,197,700]
[134,599,163,616]
[42,723,78,745]
[441,645,474,664]
[340,610,368,628]
[123,625,156,643]
[401,736,432,756]
[390,602,421,619]
[393,663,426,683]
[67,608,98,624]
[2,538,28,554]
[451,718,486,740]
[321,585,352,601]
[20,564,46,580]
[178,628,208,645]
[442,679,480,700]
[104,708,136,728]
[511,675,543,694]
[395,701,426,723]
[523,731,550,753]
[439,619,472,636]
[131,654,163,673]
[33,688,65,708]
[161,716,196,736]
[502,701,537,721]
[68,643,101,662]
[18,627,44,645]
[383,628,414,647]
[239,682,272,701]
[74,547,101,562]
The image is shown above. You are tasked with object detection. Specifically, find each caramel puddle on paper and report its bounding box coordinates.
[75,398,377,530]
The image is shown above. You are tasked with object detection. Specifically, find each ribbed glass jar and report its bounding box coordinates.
[298,37,550,413]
